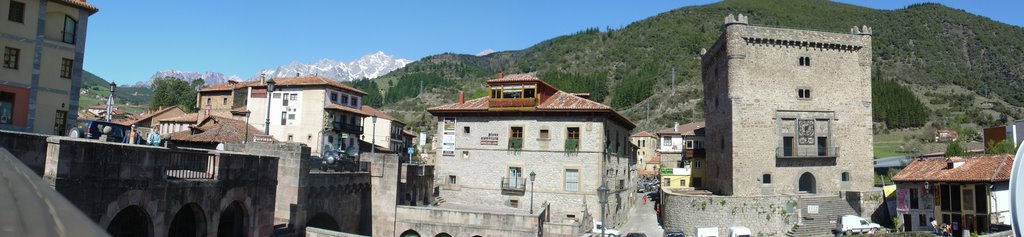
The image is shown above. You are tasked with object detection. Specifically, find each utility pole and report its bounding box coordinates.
[419,80,423,95]
[671,67,676,96]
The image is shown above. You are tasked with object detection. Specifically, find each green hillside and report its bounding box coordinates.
[355,0,1024,137]
[80,70,153,114]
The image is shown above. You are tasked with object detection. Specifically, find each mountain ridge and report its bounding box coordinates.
[256,51,411,82]
[358,0,1024,133]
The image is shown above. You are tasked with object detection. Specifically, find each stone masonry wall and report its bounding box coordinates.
[0,130,50,174]
[433,114,635,227]
[39,135,279,237]
[702,19,874,196]
[394,205,540,237]
[661,192,798,237]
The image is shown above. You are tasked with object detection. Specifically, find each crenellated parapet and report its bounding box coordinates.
[741,37,865,52]
[852,25,872,36]
[724,13,749,26]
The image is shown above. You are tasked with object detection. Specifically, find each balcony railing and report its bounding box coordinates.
[685,148,706,158]
[776,146,839,158]
[508,137,523,151]
[565,139,580,153]
[331,121,363,135]
[501,176,526,195]
[488,98,537,108]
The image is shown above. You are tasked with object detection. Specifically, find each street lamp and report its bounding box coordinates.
[597,183,610,237]
[263,76,276,135]
[105,81,116,122]
[529,171,536,214]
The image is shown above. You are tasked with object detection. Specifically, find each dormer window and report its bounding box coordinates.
[490,84,537,99]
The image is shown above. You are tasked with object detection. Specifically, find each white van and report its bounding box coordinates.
[696,227,718,237]
[835,215,881,235]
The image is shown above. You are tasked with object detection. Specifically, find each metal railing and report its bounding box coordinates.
[776,146,839,158]
[331,121,363,134]
[564,139,580,153]
[508,137,523,151]
[501,176,526,194]
[166,152,217,179]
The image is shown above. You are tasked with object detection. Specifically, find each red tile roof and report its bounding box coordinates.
[891,155,1014,183]
[199,76,367,96]
[199,81,259,92]
[126,106,183,126]
[166,116,265,144]
[51,0,98,13]
[656,122,706,136]
[429,73,635,129]
[632,131,656,138]
[230,106,249,114]
[274,76,367,95]
[361,105,403,125]
[159,113,201,123]
[486,73,543,84]
[326,104,370,116]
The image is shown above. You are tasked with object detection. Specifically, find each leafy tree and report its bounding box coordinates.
[944,140,966,157]
[872,79,929,128]
[150,77,200,112]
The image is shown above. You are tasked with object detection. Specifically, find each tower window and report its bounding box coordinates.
[798,88,811,99]
[763,174,772,184]
[799,57,811,66]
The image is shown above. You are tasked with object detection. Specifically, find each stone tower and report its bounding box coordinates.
[700,14,874,196]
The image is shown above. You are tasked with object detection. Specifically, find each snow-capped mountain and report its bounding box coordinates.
[476,49,496,56]
[136,70,240,88]
[255,51,412,82]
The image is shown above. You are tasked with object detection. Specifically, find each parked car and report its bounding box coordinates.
[69,120,144,144]
[591,221,620,237]
[626,233,647,237]
[835,215,880,235]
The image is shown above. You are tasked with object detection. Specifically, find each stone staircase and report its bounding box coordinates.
[787,195,858,237]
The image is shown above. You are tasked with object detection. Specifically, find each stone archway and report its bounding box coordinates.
[399,229,421,237]
[107,205,153,237]
[217,201,246,237]
[307,212,340,231]
[435,233,453,237]
[169,203,207,237]
[798,172,816,194]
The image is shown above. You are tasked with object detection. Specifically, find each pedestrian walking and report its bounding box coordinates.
[643,194,648,204]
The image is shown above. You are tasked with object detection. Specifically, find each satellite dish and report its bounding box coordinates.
[1010,144,1024,236]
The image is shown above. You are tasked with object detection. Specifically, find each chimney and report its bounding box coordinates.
[945,158,954,169]
[674,122,679,132]
[459,91,465,104]
[296,73,300,77]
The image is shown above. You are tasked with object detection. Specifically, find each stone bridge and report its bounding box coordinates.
[225,143,373,236]
[0,130,279,237]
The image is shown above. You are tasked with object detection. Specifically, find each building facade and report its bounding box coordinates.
[198,76,368,156]
[360,105,406,155]
[427,73,637,227]
[631,131,657,173]
[1,0,97,135]
[701,14,874,196]
[656,122,707,188]
[891,155,1014,234]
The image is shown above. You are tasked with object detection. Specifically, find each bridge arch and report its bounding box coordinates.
[107,205,153,237]
[168,202,207,237]
[399,229,421,237]
[307,212,341,231]
[217,201,246,237]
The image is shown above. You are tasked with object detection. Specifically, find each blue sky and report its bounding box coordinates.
[83,1,1023,84]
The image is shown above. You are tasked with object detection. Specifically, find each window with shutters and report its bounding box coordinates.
[8,1,25,23]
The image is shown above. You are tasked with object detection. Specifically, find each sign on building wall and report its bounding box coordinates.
[441,117,456,156]
[480,133,499,145]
